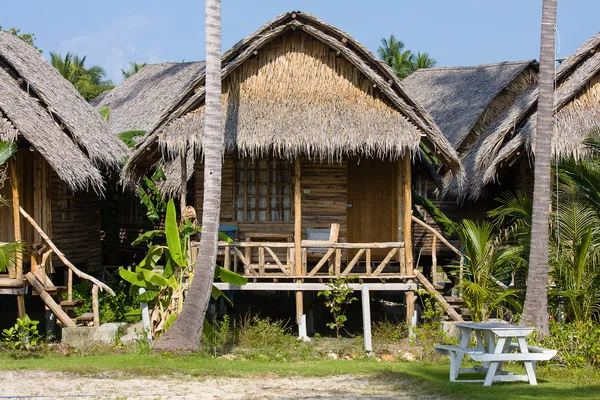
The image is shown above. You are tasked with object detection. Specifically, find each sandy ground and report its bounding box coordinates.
[0,370,440,399]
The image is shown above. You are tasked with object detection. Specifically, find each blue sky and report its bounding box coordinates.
[3,1,599,83]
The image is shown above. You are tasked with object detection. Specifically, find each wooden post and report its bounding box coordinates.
[92,284,100,327]
[431,235,438,284]
[402,154,415,325]
[180,150,187,212]
[67,268,73,302]
[9,159,25,318]
[294,158,303,324]
[397,159,404,273]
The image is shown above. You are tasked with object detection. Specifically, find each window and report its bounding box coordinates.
[118,194,146,224]
[234,158,292,222]
[58,184,74,222]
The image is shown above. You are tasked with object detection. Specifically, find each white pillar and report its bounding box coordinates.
[297,314,311,342]
[362,286,373,354]
[139,287,153,345]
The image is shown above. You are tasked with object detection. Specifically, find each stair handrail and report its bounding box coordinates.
[19,207,115,296]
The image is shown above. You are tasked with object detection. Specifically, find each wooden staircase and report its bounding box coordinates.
[18,207,114,327]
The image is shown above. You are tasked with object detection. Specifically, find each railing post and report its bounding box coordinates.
[92,284,100,327]
[431,235,437,285]
[67,268,73,302]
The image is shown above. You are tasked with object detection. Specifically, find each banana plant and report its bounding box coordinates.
[119,199,246,338]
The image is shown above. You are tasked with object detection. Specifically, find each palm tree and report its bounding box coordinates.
[50,52,112,101]
[377,35,436,79]
[122,62,148,79]
[455,220,521,322]
[154,0,223,352]
[411,52,436,71]
[522,0,557,336]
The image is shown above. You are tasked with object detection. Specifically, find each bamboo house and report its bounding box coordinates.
[0,31,124,323]
[100,11,463,327]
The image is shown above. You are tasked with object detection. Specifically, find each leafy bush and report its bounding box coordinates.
[237,314,293,348]
[318,277,357,338]
[2,315,40,351]
[73,280,137,323]
[372,318,408,344]
[536,320,600,367]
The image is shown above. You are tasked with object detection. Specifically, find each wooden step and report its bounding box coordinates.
[60,299,84,309]
[41,286,68,294]
[75,312,94,322]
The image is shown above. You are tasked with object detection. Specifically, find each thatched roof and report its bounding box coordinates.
[0,32,126,191]
[402,61,536,150]
[120,11,460,190]
[477,32,600,199]
[95,61,206,136]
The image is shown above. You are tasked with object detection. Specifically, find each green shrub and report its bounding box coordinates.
[203,314,233,355]
[536,320,600,367]
[2,315,40,351]
[372,318,408,344]
[73,280,137,323]
[237,314,293,348]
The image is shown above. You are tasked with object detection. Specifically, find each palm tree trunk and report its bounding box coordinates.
[522,0,557,336]
[154,0,222,352]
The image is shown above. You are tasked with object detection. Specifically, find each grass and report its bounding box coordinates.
[1,352,599,400]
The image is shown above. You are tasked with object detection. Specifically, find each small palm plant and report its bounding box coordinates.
[0,140,22,273]
[455,220,521,321]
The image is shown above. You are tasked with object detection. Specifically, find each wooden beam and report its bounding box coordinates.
[402,155,413,275]
[294,158,303,322]
[9,159,24,318]
[411,215,461,256]
[25,272,76,328]
[214,282,417,291]
[301,241,404,249]
[19,207,115,296]
[414,270,463,322]
[180,150,187,212]
[361,286,372,353]
[397,159,404,268]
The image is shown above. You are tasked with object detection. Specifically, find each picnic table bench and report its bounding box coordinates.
[435,322,556,386]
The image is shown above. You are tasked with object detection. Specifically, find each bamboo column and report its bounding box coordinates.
[180,150,187,212]
[9,159,25,318]
[402,154,415,325]
[294,158,303,325]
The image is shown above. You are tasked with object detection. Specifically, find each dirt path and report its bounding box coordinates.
[0,370,439,399]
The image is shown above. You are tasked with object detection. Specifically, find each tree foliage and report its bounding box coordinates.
[0,26,41,52]
[122,62,147,79]
[377,34,436,79]
[49,52,113,101]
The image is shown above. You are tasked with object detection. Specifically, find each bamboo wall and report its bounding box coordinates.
[50,170,102,271]
[194,155,348,243]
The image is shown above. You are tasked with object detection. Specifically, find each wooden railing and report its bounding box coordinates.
[411,215,464,288]
[216,240,406,278]
[20,207,114,327]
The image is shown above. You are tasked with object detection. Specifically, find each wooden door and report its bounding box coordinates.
[347,158,397,259]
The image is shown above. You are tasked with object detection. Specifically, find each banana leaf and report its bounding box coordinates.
[165,199,185,266]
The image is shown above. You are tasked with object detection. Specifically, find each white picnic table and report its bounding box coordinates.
[435,322,557,386]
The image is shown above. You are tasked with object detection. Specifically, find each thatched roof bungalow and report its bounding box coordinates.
[478,32,600,194]
[402,61,539,255]
[409,32,600,202]
[102,11,461,297]
[0,31,126,273]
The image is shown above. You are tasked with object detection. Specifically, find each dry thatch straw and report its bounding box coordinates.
[95,61,206,138]
[481,37,600,196]
[120,11,461,187]
[402,61,536,150]
[403,61,539,200]
[0,32,126,191]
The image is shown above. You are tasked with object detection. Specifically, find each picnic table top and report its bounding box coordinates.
[456,322,534,333]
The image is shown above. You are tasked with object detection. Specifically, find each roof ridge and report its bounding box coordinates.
[413,60,536,73]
